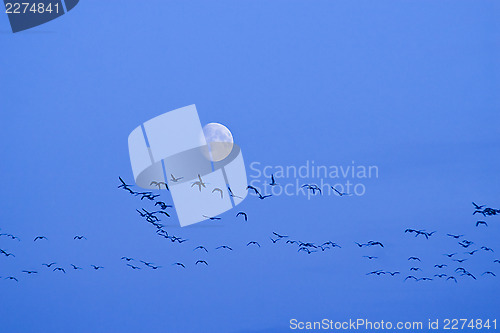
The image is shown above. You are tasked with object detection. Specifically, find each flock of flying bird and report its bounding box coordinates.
[1,174,498,284]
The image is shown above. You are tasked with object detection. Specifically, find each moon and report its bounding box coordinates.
[202,123,234,162]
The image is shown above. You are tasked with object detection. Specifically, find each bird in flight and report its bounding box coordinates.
[447,234,463,239]
[0,233,20,241]
[408,257,421,261]
[71,264,82,270]
[127,264,141,270]
[269,174,278,186]
[434,264,447,269]
[212,187,224,198]
[417,277,433,282]
[170,174,183,182]
[150,181,168,190]
[387,271,400,276]
[191,175,207,191]
[404,275,418,281]
[482,271,496,277]
[481,246,494,252]
[173,262,185,268]
[270,237,280,244]
[247,241,261,247]
[0,249,15,257]
[472,202,485,210]
[121,257,134,261]
[331,186,351,196]
[298,247,317,254]
[194,246,208,252]
[34,236,47,242]
[236,212,248,221]
[476,221,488,227]
[273,232,288,239]
[22,270,38,274]
[367,270,385,276]
[42,263,56,268]
[453,259,468,263]
[5,276,18,282]
[154,201,172,210]
[53,267,66,273]
[494,260,500,264]
[302,184,322,195]
[447,276,458,283]
[74,236,87,240]
[227,186,242,199]
[91,265,103,270]
[410,267,421,271]
[465,250,479,255]
[202,215,221,221]
[216,245,233,251]
[195,260,208,266]
[367,241,384,248]
[434,274,447,278]
[363,256,378,260]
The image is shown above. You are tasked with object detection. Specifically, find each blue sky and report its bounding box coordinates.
[1,1,499,332]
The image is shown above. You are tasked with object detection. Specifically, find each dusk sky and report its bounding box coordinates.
[1,1,499,332]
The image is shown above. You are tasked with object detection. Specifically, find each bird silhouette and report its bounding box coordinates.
[363,256,378,260]
[71,264,82,270]
[482,271,496,277]
[472,202,485,210]
[476,221,488,227]
[170,174,183,182]
[404,275,418,281]
[91,265,103,270]
[121,257,134,261]
[434,264,447,269]
[273,232,288,239]
[453,259,468,263]
[236,212,248,221]
[173,262,185,268]
[42,263,56,268]
[481,246,494,252]
[202,215,221,221]
[269,174,278,186]
[5,276,18,282]
[447,234,463,239]
[212,188,224,198]
[216,245,233,251]
[195,260,208,266]
[447,276,458,283]
[331,186,351,196]
[53,267,66,273]
[408,257,421,261]
[73,236,87,240]
[34,236,47,242]
[22,270,38,274]
[127,264,141,270]
[0,249,15,257]
[194,246,208,252]
[247,241,261,247]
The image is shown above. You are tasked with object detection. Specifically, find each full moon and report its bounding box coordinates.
[202,123,234,162]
